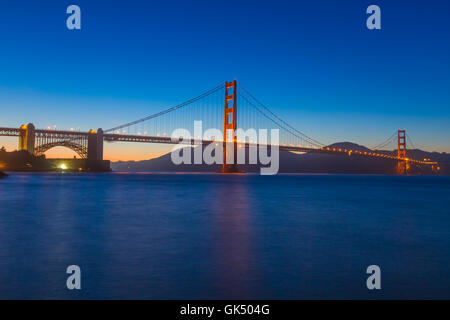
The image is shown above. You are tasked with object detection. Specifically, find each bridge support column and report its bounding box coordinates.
[18,123,35,155]
[87,128,104,161]
[222,80,239,173]
[397,129,408,174]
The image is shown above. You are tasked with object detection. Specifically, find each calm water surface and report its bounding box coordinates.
[0,173,449,299]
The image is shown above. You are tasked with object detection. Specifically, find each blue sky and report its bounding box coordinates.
[0,0,449,159]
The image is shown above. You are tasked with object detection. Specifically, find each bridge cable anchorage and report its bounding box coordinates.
[236,82,325,148]
[104,83,225,133]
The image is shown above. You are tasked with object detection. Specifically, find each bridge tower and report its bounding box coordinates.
[222,80,239,173]
[397,129,408,174]
[18,123,35,155]
[87,128,104,161]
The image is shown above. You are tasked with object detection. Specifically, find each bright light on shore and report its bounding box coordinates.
[59,164,67,170]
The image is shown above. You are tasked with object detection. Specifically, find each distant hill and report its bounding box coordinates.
[111,142,450,174]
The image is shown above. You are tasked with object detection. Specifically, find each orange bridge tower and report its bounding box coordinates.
[222,80,239,173]
[397,129,408,174]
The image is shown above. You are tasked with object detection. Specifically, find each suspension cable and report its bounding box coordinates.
[372,131,397,150]
[236,82,325,147]
[406,133,417,150]
[105,83,225,133]
[238,92,323,148]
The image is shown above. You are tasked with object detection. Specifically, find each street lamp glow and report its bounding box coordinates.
[59,164,67,170]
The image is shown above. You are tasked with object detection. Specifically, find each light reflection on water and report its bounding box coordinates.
[0,172,449,299]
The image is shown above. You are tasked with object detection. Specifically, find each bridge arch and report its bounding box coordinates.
[35,141,88,159]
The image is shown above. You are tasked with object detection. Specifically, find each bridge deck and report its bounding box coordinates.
[0,127,20,136]
[0,127,437,166]
[0,127,90,137]
[104,133,436,165]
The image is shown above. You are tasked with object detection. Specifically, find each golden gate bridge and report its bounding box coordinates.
[0,81,438,174]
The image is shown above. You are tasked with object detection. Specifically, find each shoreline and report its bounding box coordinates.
[1,170,446,176]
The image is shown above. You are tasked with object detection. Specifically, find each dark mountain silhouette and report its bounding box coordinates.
[111,142,450,174]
